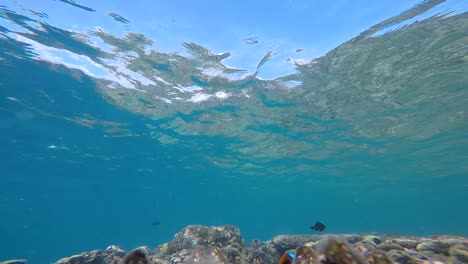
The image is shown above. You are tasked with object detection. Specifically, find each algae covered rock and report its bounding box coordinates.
[271,235,320,254]
[162,225,243,253]
[316,236,368,264]
[416,240,450,255]
[155,225,248,264]
[294,245,318,264]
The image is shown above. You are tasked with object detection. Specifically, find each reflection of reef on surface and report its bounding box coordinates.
[91,9,468,179]
[50,225,468,264]
[1,1,467,178]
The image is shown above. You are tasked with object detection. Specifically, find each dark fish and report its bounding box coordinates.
[151,220,161,226]
[311,221,326,232]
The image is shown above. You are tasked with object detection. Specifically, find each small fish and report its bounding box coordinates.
[310,221,326,232]
[151,220,161,226]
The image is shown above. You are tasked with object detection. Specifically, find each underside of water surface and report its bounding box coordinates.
[0,0,467,263]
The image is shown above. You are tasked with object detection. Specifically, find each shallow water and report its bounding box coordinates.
[0,0,467,263]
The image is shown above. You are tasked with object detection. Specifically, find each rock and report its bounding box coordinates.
[345,235,364,244]
[120,248,150,264]
[0,260,27,264]
[247,241,278,264]
[162,225,242,253]
[387,250,421,264]
[449,244,468,263]
[55,254,84,264]
[294,245,318,264]
[378,242,406,251]
[442,237,468,246]
[364,249,393,264]
[362,235,383,245]
[354,242,375,256]
[316,236,368,264]
[271,235,320,253]
[354,236,381,256]
[179,245,227,264]
[390,238,420,250]
[416,240,451,255]
[55,250,103,264]
[155,225,247,264]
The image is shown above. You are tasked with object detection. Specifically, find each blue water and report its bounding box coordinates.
[1,1,467,263]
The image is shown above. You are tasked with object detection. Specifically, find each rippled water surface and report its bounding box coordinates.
[1,0,467,263]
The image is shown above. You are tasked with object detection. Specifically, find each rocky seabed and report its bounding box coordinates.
[3,225,467,264]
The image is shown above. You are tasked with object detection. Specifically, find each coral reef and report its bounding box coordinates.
[48,225,468,264]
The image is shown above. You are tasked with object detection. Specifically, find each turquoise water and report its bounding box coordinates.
[1,0,467,263]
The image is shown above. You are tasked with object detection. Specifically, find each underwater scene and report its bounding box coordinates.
[1,0,467,263]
